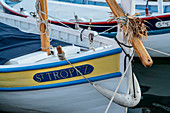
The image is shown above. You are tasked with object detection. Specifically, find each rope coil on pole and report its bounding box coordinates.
[35,1,53,43]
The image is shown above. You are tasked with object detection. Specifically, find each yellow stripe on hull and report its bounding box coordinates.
[0,54,120,88]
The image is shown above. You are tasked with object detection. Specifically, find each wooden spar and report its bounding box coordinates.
[38,0,50,55]
[106,0,153,67]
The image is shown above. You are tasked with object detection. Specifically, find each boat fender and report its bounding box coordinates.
[145,8,149,16]
[93,74,141,107]
[145,0,149,16]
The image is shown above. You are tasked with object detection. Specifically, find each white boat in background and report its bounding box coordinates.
[54,0,170,13]
[1,0,170,58]
[1,0,170,33]
[0,0,154,112]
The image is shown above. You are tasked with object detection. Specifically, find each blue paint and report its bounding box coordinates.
[0,48,122,72]
[101,28,170,38]
[33,64,94,82]
[0,72,122,91]
[147,28,170,36]
[54,0,170,12]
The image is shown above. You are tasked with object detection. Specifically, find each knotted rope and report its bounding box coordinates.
[109,13,149,43]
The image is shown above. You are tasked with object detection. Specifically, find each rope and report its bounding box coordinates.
[35,1,120,47]
[65,59,93,85]
[98,25,118,35]
[35,1,53,43]
[146,47,170,56]
[39,11,115,28]
[37,9,99,50]
[105,52,135,113]
[89,33,95,51]
[125,107,128,113]
[35,6,118,32]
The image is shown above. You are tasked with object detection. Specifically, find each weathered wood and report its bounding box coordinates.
[38,0,51,55]
[106,0,153,67]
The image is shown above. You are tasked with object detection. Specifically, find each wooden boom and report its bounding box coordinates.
[106,0,153,67]
[38,0,51,55]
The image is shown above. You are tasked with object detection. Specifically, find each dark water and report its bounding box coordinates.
[129,58,170,113]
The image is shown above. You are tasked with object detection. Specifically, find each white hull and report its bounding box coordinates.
[143,33,170,57]
[1,0,170,57]
[0,12,140,113]
[0,77,129,113]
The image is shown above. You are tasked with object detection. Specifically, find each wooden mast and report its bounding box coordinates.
[38,0,50,55]
[106,0,153,67]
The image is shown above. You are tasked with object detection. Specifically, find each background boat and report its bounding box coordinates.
[1,0,170,33]
[1,0,170,58]
[52,0,170,13]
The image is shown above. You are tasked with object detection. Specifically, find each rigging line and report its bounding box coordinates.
[36,7,119,37]
[105,52,135,113]
[125,107,128,113]
[152,15,163,22]
[38,10,116,28]
[131,69,136,98]
[39,10,73,29]
[36,2,52,42]
[145,47,170,56]
[98,25,118,35]
[65,59,93,85]
[37,11,92,43]
[38,10,118,43]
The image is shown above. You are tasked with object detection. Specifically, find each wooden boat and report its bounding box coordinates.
[2,0,167,58]
[1,0,170,33]
[0,0,153,113]
[0,0,154,112]
[53,0,170,13]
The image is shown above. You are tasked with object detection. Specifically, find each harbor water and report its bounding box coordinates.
[0,1,170,113]
[130,58,170,113]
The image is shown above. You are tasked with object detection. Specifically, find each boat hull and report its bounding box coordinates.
[0,48,130,112]
[1,0,170,32]
[0,77,128,113]
[53,0,170,13]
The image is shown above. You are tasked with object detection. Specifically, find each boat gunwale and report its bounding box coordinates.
[0,0,28,17]
[0,48,122,72]
[1,0,170,25]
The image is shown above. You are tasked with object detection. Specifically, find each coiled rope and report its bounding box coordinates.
[35,1,53,43]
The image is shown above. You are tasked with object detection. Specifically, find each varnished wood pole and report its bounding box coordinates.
[38,0,50,54]
[106,0,153,67]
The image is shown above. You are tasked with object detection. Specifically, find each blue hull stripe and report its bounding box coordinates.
[0,48,122,72]
[101,28,170,38]
[147,28,170,36]
[0,72,122,91]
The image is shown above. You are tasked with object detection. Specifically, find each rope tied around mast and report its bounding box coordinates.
[116,13,149,43]
[35,0,53,43]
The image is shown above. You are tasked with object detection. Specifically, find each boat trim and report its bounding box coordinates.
[0,72,121,91]
[0,0,28,17]
[102,28,170,38]
[1,0,170,24]
[0,48,122,72]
